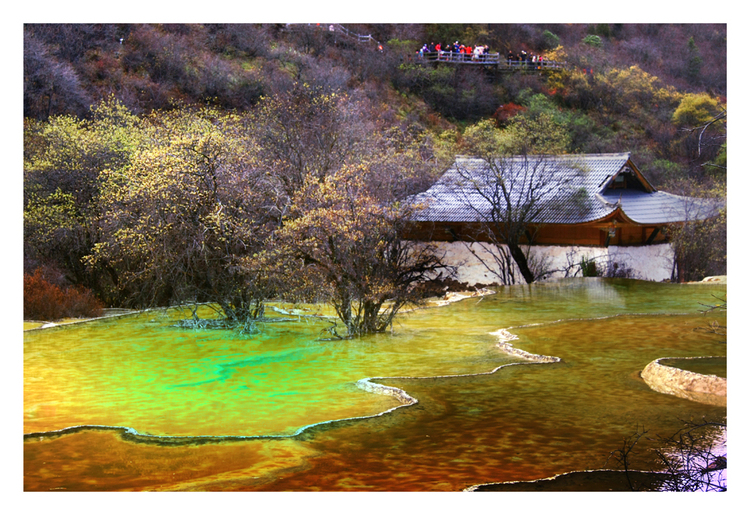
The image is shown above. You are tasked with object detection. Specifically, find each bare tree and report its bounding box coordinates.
[261,166,451,337]
[664,181,725,282]
[253,82,373,200]
[450,153,585,284]
[689,109,726,160]
[23,33,91,120]
[436,115,578,284]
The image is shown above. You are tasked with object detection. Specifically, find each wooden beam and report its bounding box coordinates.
[645,226,662,244]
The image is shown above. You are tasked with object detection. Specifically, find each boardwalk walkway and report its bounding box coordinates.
[415,51,567,71]
[284,24,568,72]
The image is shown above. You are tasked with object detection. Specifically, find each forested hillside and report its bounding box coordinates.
[23,23,727,331]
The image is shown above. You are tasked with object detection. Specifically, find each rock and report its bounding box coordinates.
[641,358,726,406]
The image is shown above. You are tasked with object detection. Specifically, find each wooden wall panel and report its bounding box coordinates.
[403,222,668,247]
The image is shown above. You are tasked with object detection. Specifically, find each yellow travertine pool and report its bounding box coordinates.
[24,278,727,491]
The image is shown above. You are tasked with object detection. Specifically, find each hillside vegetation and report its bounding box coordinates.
[23,23,727,330]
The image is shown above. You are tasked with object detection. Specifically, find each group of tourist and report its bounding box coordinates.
[416,41,549,68]
[417,41,491,61]
[505,49,547,67]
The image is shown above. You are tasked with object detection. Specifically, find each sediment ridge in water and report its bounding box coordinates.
[641,357,727,407]
[491,328,561,363]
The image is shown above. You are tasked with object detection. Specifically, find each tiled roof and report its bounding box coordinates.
[411,153,721,225]
[600,189,721,224]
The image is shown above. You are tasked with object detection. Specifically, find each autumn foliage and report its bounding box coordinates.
[24,268,104,321]
[492,103,526,127]
[23,24,727,331]
[258,165,447,336]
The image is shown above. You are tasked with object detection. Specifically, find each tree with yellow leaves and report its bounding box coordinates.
[259,165,449,336]
[87,105,275,323]
[24,97,143,295]
[672,92,726,164]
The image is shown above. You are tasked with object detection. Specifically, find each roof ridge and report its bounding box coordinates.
[454,152,630,160]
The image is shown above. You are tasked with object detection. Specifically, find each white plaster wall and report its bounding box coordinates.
[427,241,675,285]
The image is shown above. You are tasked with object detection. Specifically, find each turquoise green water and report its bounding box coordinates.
[24,303,515,437]
[24,278,727,491]
[24,278,725,439]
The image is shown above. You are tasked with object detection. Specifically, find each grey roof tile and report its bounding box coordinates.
[600,189,722,224]
[411,153,721,225]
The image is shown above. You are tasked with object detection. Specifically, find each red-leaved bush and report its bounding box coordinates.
[24,269,104,321]
[492,102,526,127]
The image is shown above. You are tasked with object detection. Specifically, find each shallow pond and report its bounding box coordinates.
[23,278,727,491]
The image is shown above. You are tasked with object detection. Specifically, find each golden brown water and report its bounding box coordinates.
[24,278,727,491]
[660,357,726,377]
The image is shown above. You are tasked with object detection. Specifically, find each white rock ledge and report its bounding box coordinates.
[491,328,561,363]
[641,357,726,407]
[356,378,418,405]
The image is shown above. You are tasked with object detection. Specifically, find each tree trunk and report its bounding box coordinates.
[507,241,535,284]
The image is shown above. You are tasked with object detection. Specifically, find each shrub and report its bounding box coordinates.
[24,269,65,320]
[492,102,526,127]
[582,35,603,48]
[672,93,722,128]
[62,285,106,318]
[541,30,560,50]
[604,260,636,279]
[24,268,104,321]
[579,256,599,277]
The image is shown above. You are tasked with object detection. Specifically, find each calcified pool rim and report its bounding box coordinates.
[641,355,727,406]
[21,346,538,445]
[463,468,673,491]
[22,380,414,446]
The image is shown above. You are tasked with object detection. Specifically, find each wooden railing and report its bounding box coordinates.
[328,24,379,45]
[284,23,382,46]
[282,25,567,71]
[415,51,567,70]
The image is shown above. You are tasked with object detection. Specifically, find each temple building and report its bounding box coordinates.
[405,153,722,284]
